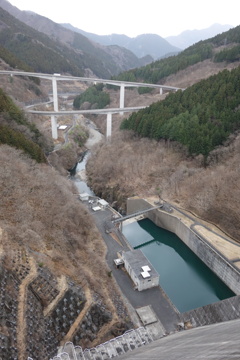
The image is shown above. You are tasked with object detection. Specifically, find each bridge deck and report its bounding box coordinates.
[112,205,162,224]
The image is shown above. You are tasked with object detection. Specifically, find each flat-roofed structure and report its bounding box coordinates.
[79,192,90,201]
[98,199,109,209]
[58,125,67,130]
[122,249,159,291]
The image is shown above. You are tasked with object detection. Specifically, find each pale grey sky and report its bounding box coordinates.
[8,0,239,38]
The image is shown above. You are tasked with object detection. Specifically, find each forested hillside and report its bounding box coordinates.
[120,66,240,158]
[0,88,50,162]
[113,25,240,84]
[0,7,87,76]
[0,44,34,73]
[73,84,110,110]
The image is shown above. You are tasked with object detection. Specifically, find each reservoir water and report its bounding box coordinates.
[122,218,235,313]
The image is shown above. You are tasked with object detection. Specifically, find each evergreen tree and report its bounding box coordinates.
[120,66,240,158]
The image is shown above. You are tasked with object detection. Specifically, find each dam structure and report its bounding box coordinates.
[27,318,240,360]
[126,197,240,323]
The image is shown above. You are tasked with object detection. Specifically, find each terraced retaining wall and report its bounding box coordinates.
[0,253,113,360]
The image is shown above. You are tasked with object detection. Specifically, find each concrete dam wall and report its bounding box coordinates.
[127,198,240,295]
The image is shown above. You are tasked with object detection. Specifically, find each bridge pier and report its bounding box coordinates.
[160,88,163,95]
[51,115,58,139]
[51,76,59,139]
[106,113,112,139]
[120,84,125,115]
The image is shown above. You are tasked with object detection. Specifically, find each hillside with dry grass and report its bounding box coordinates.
[0,143,133,358]
[87,130,240,241]
[0,68,133,359]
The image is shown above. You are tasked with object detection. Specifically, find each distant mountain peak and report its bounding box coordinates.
[61,24,181,60]
[166,23,233,49]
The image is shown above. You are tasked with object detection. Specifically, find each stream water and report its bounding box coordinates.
[73,151,95,196]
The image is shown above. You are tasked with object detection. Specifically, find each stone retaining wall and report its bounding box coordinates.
[0,266,19,359]
[0,257,115,360]
[180,295,240,327]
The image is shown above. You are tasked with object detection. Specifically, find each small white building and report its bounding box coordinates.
[92,206,101,212]
[98,199,109,209]
[122,249,159,291]
[79,192,90,201]
[58,125,68,130]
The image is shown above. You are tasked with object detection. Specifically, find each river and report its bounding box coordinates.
[73,151,95,195]
[72,118,103,195]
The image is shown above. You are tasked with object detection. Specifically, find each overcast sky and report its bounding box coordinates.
[8,0,239,38]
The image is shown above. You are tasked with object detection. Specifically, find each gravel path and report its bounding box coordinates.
[17,257,38,360]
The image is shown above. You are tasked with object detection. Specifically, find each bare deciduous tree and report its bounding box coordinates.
[87,129,240,241]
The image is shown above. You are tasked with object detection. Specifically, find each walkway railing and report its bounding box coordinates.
[112,205,163,224]
[27,326,153,360]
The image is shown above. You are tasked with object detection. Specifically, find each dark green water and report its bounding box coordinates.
[122,218,235,313]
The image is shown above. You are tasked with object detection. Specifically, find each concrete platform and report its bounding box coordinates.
[146,321,166,340]
[136,305,158,325]
[136,305,166,339]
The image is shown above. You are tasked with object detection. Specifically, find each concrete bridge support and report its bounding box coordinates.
[160,88,163,95]
[120,84,125,115]
[106,112,112,139]
[51,116,58,139]
[51,76,59,139]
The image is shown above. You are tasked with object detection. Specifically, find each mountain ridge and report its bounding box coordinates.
[0,0,149,77]
[61,24,180,60]
[62,23,235,60]
[166,23,234,49]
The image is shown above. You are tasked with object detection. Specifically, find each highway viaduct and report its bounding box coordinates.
[0,70,183,139]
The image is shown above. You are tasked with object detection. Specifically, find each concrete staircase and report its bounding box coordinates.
[28,327,152,360]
